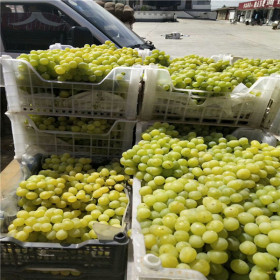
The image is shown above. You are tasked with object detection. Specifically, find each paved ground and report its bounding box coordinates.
[134,19,280,59]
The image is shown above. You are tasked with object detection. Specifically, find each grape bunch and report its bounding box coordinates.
[17,41,142,83]
[159,56,280,95]
[8,154,131,243]
[143,49,170,67]
[29,115,113,134]
[161,55,232,95]
[42,154,95,175]
[17,41,280,96]
[225,58,280,88]
[121,122,280,279]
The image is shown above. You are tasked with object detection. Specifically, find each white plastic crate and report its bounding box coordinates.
[7,112,136,160]
[139,66,280,128]
[232,127,278,146]
[131,121,278,280]
[269,108,280,138]
[210,54,243,64]
[0,56,143,119]
[132,121,206,280]
[131,179,206,280]
[262,77,280,132]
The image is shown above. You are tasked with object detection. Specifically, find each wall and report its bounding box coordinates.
[217,10,227,19]
[135,10,176,21]
[192,0,211,10]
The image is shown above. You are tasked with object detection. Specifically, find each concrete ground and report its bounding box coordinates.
[134,19,280,59]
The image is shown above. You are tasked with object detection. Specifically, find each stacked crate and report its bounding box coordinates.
[0,56,142,280]
[2,52,280,280]
[139,65,280,129]
[1,57,141,160]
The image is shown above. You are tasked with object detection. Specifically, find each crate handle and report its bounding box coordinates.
[143,254,161,270]
[113,232,127,243]
[25,267,80,272]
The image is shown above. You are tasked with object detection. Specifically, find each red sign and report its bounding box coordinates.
[238,0,280,10]
[275,0,280,7]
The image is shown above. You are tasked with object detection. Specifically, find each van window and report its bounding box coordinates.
[64,0,145,48]
[1,3,99,53]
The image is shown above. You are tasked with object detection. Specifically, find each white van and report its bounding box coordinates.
[0,0,154,58]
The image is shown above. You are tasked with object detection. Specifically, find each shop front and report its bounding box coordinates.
[238,0,280,24]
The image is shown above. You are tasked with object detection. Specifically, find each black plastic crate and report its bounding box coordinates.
[1,270,125,280]
[1,233,128,280]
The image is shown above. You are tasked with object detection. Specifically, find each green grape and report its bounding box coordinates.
[266,243,280,258]
[207,250,228,264]
[159,253,178,268]
[190,259,210,276]
[239,241,257,255]
[252,252,278,270]
[159,244,178,257]
[202,231,218,244]
[230,259,250,275]
[189,235,204,248]
[249,266,270,280]
[210,238,228,251]
[179,247,197,263]
[144,234,157,249]
[244,223,260,236]
[191,222,206,236]
[15,231,29,242]
[56,229,68,240]
[253,234,270,248]
[268,229,280,243]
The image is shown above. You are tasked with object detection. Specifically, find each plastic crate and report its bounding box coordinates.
[1,270,125,280]
[7,112,136,160]
[262,77,280,131]
[269,108,280,138]
[0,151,131,280]
[131,179,206,280]
[1,270,122,280]
[139,66,280,127]
[232,127,278,146]
[210,54,243,64]
[132,121,206,280]
[0,56,143,119]
[131,121,279,280]
[0,233,128,280]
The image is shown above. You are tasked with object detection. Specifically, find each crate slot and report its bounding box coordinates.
[6,112,136,160]
[140,66,280,129]
[0,58,143,120]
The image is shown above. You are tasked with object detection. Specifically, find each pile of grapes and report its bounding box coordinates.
[160,56,280,94]
[29,115,113,134]
[121,122,280,279]
[8,154,131,243]
[17,41,280,96]
[143,49,171,67]
[17,41,142,83]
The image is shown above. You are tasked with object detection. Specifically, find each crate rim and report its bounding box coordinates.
[143,65,280,97]
[6,112,137,137]
[0,235,129,249]
[0,56,142,87]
